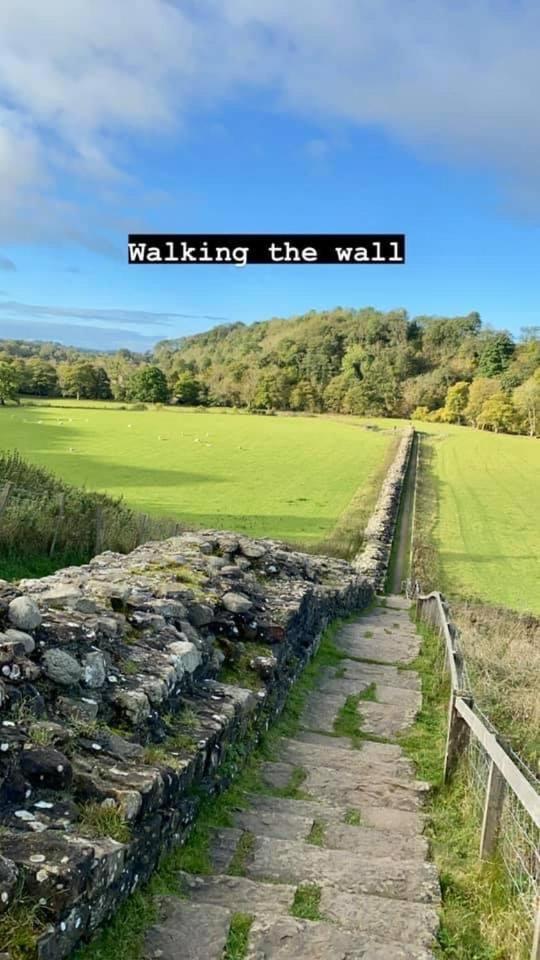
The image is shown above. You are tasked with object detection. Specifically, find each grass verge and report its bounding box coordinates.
[400,619,531,959]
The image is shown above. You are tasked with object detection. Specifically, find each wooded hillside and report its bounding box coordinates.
[1,307,539,435]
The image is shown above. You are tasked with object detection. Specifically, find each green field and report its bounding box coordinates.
[0,403,394,548]
[415,422,540,613]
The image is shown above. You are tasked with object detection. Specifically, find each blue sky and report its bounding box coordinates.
[0,1,539,350]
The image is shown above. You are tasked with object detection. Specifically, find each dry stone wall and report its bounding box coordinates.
[354,427,415,591]
[0,532,372,958]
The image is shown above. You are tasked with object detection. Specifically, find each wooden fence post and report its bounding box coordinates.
[479,758,507,860]
[95,507,104,555]
[0,481,13,518]
[443,692,473,782]
[532,898,540,960]
[49,493,65,557]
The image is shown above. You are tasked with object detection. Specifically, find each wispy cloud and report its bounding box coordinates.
[0,255,16,271]
[0,299,229,327]
[0,0,539,252]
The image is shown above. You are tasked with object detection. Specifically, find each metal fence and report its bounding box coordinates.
[413,587,540,960]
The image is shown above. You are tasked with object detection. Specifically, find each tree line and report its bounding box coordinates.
[0,308,538,436]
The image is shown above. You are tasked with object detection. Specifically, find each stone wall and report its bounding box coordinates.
[354,428,415,592]
[0,533,372,958]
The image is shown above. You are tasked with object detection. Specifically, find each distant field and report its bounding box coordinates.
[414,422,540,613]
[0,402,394,549]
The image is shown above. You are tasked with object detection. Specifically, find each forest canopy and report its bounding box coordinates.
[1,308,538,436]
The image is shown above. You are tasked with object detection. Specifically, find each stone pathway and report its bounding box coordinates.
[143,597,440,959]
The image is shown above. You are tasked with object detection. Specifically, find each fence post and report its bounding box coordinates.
[49,493,65,557]
[443,692,473,782]
[532,899,540,960]
[95,507,104,555]
[479,758,507,860]
[0,481,13,518]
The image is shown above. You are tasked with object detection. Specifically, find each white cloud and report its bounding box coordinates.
[0,299,230,326]
[0,0,539,249]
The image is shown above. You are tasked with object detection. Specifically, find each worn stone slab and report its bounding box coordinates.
[209,827,242,871]
[335,627,420,665]
[232,808,314,842]
[303,764,429,812]
[319,887,439,950]
[277,737,415,780]
[178,871,295,914]
[360,804,426,835]
[245,915,433,960]
[322,821,428,859]
[320,660,420,694]
[143,899,231,960]
[359,699,420,738]
[246,837,440,903]
[294,730,355,751]
[299,692,344,733]
[244,793,349,824]
[260,761,298,790]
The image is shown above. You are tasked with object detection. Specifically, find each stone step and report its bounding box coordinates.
[335,627,420,665]
[320,660,421,692]
[319,887,439,951]
[232,808,314,842]
[143,898,231,960]
[244,791,426,836]
[245,914,434,959]
[359,699,420,738]
[176,871,437,953]
[245,836,440,903]
[277,735,415,779]
[178,870,296,913]
[302,763,430,812]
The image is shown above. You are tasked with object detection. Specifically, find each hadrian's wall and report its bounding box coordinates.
[0,532,372,958]
[0,428,413,958]
[354,427,415,591]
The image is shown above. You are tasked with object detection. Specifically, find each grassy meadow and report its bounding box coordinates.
[411,422,540,614]
[0,402,396,551]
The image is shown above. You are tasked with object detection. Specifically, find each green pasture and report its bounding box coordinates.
[413,422,540,613]
[0,403,394,548]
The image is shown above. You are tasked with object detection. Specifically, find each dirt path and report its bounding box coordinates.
[387,433,418,595]
[143,597,440,959]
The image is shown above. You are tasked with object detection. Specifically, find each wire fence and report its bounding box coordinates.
[412,586,540,959]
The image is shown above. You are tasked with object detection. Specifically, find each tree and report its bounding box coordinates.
[513,371,540,437]
[477,332,515,378]
[23,359,60,397]
[59,362,101,400]
[172,372,204,405]
[411,406,431,421]
[128,366,170,403]
[443,381,469,423]
[0,362,20,404]
[289,379,320,412]
[464,378,501,427]
[94,367,113,400]
[477,394,518,433]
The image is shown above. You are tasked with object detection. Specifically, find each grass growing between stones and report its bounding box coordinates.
[290,885,323,921]
[268,766,312,800]
[401,620,530,960]
[333,682,378,748]
[227,832,256,877]
[343,809,363,826]
[78,802,131,844]
[71,612,369,960]
[223,914,254,960]
[306,819,326,846]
